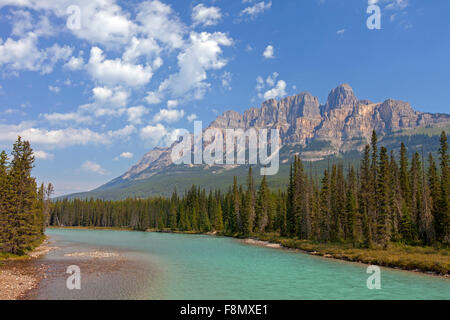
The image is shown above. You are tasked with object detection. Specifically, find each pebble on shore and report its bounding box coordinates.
[0,241,55,300]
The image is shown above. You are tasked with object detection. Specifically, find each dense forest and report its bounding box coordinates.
[50,131,449,248]
[0,137,52,255]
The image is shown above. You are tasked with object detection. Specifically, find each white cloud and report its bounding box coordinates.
[336,29,346,35]
[221,71,232,90]
[385,0,408,10]
[192,4,222,27]
[140,123,188,147]
[136,0,185,50]
[87,47,153,87]
[187,113,198,123]
[0,122,135,148]
[368,0,408,10]
[152,108,185,123]
[92,86,129,107]
[140,123,168,145]
[158,31,232,100]
[263,45,275,59]
[34,150,54,160]
[126,105,149,124]
[48,85,60,93]
[167,100,179,108]
[119,152,133,159]
[263,80,287,100]
[82,160,107,175]
[0,33,72,74]
[122,36,161,64]
[266,72,278,86]
[64,55,84,71]
[145,91,162,104]
[43,112,92,125]
[240,1,272,19]
[9,9,54,38]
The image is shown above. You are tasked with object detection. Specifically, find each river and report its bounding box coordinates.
[29,228,450,300]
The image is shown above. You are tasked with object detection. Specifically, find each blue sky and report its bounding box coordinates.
[0,0,449,196]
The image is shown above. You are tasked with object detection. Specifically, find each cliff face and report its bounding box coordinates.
[122,84,450,181]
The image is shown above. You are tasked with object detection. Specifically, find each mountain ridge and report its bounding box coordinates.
[65,84,450,199]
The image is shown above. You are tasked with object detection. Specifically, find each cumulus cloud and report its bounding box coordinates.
[0,122,135,148]
[263,45,275,59]
[145,91,162,105]
[0,33,72,74]
[240,1,272,19]
[187,113,198,123]
[368,0,408,10]
[264,80,287,100]
[140,123,168,145]
[136,0,185,50]
[34,150,54,160]
[192,4,222,27]
[42,111,92,125]
[48,85,60,93]
[158,31,232,100]
[126,105,149,124]
[221,71,232,90]
[82,160,107,175]
[167,100,179,108]
[87,47,153,87]
[64,55,84,71]
[152,108,185,123]
[140,123,188,147]
[92,86,129,107]
[120,152,133,159]
[256,72,288,100]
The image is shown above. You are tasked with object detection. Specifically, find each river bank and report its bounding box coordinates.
[49,226,450,277]
[0,239,56,300]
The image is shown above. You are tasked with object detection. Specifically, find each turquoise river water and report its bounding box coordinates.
[38,229,450,300]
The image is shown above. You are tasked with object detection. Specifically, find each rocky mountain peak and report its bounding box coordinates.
[323,83,358,113]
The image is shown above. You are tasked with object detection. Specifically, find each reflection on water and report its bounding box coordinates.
[35,229,450,300]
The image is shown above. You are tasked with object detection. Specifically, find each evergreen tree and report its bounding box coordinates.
[214,200,224,231]
[437,131,449,243]
[377,147,391,247]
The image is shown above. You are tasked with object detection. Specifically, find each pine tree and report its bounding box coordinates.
[214,200,224,231]
[418,149,434,245]
[8,137,41,254]
[319,169,331,242]
[399,143,411,205]
[359,144,373,247]
[346,166,358,245]
[377,147,391,247]
[437,131,449,243]
[255,174,270,233]
[428,153,441,241]
[232,177,240,233]
[286,163,296,237]
[0,151,10,252]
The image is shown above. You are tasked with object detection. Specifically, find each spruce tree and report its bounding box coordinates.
[377,147,391,247]
[437,131,449,243]
[214,200,224,231]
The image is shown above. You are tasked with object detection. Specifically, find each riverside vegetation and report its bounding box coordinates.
[0,137,53,259]
[50,131,450,275]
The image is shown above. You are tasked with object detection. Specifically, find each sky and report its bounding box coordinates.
[0,0,449,196]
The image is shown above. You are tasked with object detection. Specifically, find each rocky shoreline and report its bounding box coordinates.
[0,240,56,300]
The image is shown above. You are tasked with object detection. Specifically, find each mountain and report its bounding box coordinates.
[66,84,450,200]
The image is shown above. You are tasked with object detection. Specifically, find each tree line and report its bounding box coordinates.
[0,137,53,255]
[50,131,449,247]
